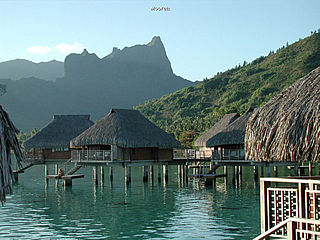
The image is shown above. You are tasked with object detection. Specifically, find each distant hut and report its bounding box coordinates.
[0,84,24,203]
[205,108,255,160]
[246,67,320,162]
[194,113,239,158]
[70,109,181,162]
[24,115,94,163]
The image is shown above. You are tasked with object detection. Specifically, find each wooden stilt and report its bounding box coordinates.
[267,166,271,177]
[318,163,320,176]
[150,165,154,183]
[109,167,113,181]
[93,166,98,185]
[55,164,59,186]
[232,166,236,185]
[64,179,72,186]
[185,163,189,184]
[158,165,161,183]
[164,164,168,182]
[274,166,278,177]
[254,166,258,180]
[100,166,105,184]
[224,166,228,183]
[260,166,264,177]
[125,165,131,185]
[309,162,313,176]
[143,166,148,182]
[295,164,299,176]
[45,164,49,185]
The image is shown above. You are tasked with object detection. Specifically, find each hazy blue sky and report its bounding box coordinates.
[0,0,319,81]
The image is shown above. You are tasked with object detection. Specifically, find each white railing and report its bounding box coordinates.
[259,177,320,239]
[212,148,246,160]
[71,150,112,163]
[254,217,320,240]
[173,149,207,159]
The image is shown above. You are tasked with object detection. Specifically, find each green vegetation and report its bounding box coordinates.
[18,128,37,146]
[136,33,320,147]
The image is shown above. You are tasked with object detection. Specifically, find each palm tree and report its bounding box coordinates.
[0,84,23,204]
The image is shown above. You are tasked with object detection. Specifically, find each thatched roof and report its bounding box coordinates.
[0,105,23,203]
[24,115,94,149]
[246,67,320,162]
[206,108,255,147]
[70,109,181,149]
[194,113,239,147]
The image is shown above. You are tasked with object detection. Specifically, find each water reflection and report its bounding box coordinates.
[0,164,262,239]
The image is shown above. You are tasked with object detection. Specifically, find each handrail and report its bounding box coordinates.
[253,218,291,240]
[254,218,320,240]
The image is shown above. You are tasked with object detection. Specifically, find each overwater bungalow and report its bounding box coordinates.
[194,113,239,158]
[198,108,255,161]
[246,67,320,239]
[23,115,94,163]
[70,109,181,163]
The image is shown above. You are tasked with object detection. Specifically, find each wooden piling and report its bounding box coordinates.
[232,166,236,185]
[125,165,131,185]
[93,166,98,185]
[55,164,59,186]
[267,166,271,177]
[260,166,264,177]
[100,166,105,184]
[109,167,113,181]
[158,165,161,183]
[142,166,148,182]
[309,162,313,176]
[150,165,154,183]
[163,164,168,182]
[274,166,278,177]
[45,164,49,184]
[224,166,228,183]
[254,166,258,180]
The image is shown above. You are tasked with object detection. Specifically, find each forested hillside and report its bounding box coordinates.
[136,33,320,147]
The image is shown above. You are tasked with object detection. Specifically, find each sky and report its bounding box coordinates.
[0,0,319,82]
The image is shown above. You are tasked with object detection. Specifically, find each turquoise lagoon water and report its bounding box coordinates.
[0,165,262,239]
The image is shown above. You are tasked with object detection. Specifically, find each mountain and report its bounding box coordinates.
[0,37,194,132]
[0,59,64,81]
[136,33,320,147]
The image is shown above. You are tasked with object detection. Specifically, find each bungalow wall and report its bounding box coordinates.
[42,148,71,160]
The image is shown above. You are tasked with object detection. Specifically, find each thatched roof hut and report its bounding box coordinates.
[194,113,239,147]
[24,115,94,150]
[206,108,255,147]
[246,67,320,162]
[70,109,181,149]
[0,105,23,203]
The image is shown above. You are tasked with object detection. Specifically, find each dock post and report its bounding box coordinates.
[143,166,148,182]
[224,166,228,183]
[318,163,320,176]
[100,166,105,184]
[260,166,264,177]
[150,165,154,183]
[13,172,19,182]
[232,166,236,185]
[158,164,161,183]
[93,166,98,185]
[267,166,271,177]
[125,165,131,185]
[295,164,299,176]
[64,179,72,187]
[254,166,258,180]
[274,166,278,177]
[109,167,113,181]
[309,162,313,176]
[185,163,189,184]
[45,164,49,185]
[163,164,168,182]
[55,164,59,186]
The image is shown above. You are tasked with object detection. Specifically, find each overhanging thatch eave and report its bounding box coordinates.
[245,67,320,162]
